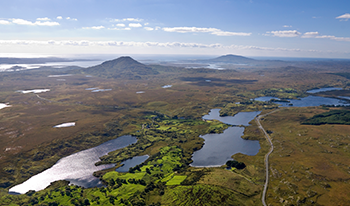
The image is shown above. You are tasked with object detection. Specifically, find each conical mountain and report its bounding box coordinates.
[82,56,158,79]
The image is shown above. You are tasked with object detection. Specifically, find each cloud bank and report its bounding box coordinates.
[267,30,301,37]
[0,39,323,53]
[162,27,251,36]
[0,18,59,26]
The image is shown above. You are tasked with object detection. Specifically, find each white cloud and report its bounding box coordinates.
[283,25,292,28]
[162,26,251,36]
[163,27,218,33]
[35,21,60,26]
[336,13,350,21]
[82,26,105,30]
[65,17,78,21]
[0,20,11,25]
[316,35,350,42]
[113,18,143,22]
[300,31,350,42]
[301,32,319,38]
[212,31,251,36]
[267,30,301,37]
[108,27,131,31]
[144,27,154,31]
[57,16,63,20]
[116,23,125,27]
[10,18,59,26]
[129,23,142,28]
[144,23,149,26]
[11,18,34,25]
[37,17,51,21]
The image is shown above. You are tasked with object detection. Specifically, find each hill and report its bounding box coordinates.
[207,54,256,64]
[82,56,159,79]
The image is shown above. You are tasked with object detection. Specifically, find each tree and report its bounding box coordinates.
[226,160,246,169]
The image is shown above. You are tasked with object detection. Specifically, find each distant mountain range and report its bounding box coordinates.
[82,56,159,79]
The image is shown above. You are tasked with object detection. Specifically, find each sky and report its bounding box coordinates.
[0,0,350,58]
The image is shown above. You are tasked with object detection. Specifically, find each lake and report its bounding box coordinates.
[9,135,137,194]
[255,94,350,107]
[203,109,261,126]
[191,109,261,167]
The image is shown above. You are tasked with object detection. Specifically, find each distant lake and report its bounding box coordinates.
[9,135,137,194]
[191,109,261,167]
[255,95,350,107]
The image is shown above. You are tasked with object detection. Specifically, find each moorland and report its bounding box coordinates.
[0,54,350,205]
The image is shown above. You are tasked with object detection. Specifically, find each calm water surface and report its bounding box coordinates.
[9,135,137,194]
[191,109,261,167]
[116,155,149,172]
[255,94,350,107]
[203,109,260,126]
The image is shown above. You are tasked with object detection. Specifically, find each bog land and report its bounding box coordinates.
[0,55,350,205]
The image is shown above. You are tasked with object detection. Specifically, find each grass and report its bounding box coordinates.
[259,107,350,205]
[166,175,187,186]
[162,184,247,206]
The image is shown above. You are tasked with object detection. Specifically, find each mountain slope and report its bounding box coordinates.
[82,56,159,79]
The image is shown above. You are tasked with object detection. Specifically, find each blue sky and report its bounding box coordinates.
[0,0,349,58]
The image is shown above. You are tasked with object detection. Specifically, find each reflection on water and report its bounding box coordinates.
[192,109,261,167]
[9,135,137,194]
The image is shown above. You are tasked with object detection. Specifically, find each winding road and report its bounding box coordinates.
[256,109,279,206]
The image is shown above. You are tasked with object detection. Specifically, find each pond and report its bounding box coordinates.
[53,122,76,128]
[191,109,261,167]
[17,89,50,94]
[0,103,11,110]
[9,135,137,194]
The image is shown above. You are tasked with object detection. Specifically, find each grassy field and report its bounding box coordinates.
[259,107,350,205]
